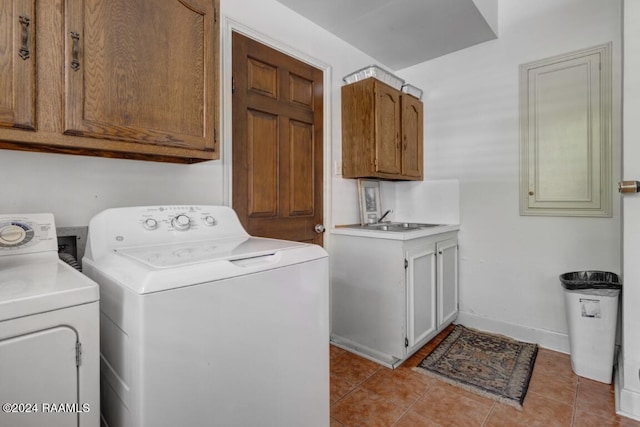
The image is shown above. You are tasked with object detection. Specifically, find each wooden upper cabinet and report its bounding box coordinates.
[64,0,216,153]
[0,0,36,131]
[0,0,219,163]
[342,78,423,180]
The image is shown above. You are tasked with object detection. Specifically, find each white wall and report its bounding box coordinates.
[0,149,225,226]
[471,0,499,36]
[395,0,622,351]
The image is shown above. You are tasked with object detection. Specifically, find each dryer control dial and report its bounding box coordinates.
[203,215,216,226]
[0,222,34,247]
[172,214,191,231]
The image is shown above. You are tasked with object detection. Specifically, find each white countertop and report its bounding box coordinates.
[331,223,460,241]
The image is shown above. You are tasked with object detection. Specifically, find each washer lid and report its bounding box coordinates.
[115,236,305,268]
[0,253,99,322]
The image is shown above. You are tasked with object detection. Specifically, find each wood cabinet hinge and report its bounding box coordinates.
[232,76,236,94]
[214,127,218,144]
[214,7,218,23]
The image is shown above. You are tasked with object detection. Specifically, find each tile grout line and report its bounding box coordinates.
[570,379,580,426]
[480,401,497,427]
[390,380,437,426]
[329,364,385,426]
[330,364,384,407]
[388,331,451,425]
[571,378,580,427]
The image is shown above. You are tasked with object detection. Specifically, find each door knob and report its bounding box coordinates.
[619,181,640,193]
[314,224,325,234]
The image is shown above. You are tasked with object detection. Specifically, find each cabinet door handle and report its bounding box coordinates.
[18,15,30,60]
[70,31,81,71]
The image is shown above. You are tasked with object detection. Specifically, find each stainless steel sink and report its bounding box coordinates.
[342,222,443,232]
[390,222,442,228]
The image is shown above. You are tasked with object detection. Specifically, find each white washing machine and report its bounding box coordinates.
[0,213,100,427]
[82,205,329,427]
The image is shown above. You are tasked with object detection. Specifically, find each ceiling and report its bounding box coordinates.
[273,0,498,70]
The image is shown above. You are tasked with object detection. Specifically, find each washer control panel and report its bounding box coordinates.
[139,207,219,233]
[0,213,57,255]
[86,206,248,258]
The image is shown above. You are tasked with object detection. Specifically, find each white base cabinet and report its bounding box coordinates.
[330,230,458,368]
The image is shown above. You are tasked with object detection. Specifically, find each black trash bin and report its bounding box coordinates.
[559,271,621,384]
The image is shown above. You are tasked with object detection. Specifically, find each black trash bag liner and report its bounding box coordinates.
[559,271,622,290]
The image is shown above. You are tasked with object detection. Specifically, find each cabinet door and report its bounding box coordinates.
[0,0,35,130]
[374,81,402,175]
[401,95,423,179]
[406,244,437,349]
[520,44,611,216]
[437,238,459,328]
[64,0,218,153]
[0,327,78,427]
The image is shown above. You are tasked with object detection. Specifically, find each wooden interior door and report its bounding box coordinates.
[232,32,324,245]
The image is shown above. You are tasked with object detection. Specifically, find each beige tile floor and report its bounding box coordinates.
[330,326,640,426]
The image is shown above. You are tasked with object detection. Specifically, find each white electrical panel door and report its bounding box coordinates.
[520,43,612,217]
[0,327,79,427]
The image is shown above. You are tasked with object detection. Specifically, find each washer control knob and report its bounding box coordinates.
[203,215,216,226]
[143,218,159,230]
[172,214,191,231]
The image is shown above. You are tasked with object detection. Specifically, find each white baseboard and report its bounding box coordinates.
[616,354,640,421]
[456,311,570,353]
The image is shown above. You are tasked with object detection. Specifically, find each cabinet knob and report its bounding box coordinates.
[314,224,325,234]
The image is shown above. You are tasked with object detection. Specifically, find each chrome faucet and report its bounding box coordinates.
[378,209,393,223]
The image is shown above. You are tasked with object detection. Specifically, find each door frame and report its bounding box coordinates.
[221,17,333,249]
[618,0,640,420]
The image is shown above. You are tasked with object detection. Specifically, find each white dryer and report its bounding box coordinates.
[82,205,329,427]
[0,213,100,427]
